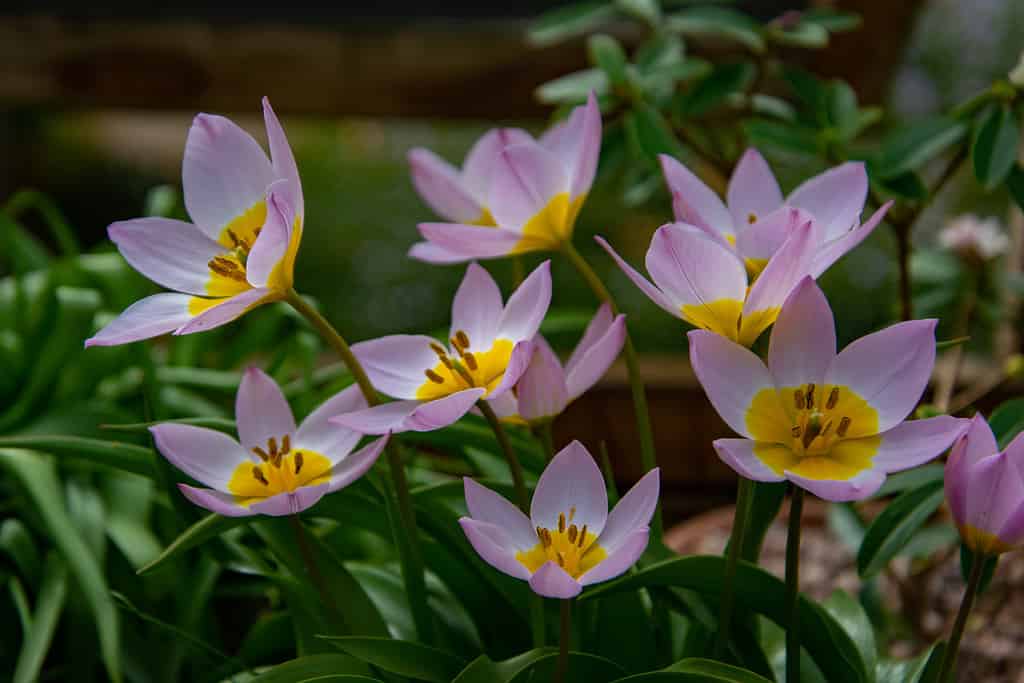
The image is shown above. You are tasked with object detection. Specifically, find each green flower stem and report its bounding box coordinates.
[538,421,556,462]
[476,400,530,512]
[529,595,546,649]
[556,598,572,683]
[784,486,805,683]
[287,515,340,623]
[713,475,755,658]
[562,241,662,541]
[284,289,434,644]
[937,551,986,683]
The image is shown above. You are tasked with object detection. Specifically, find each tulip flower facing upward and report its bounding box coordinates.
[599,212,818,347]
[690,277,968,501]
[460,441,659,598]
[411,93,600,263]
[150,368,388,516]
[86,98,304,347]
[945,415,1024,555]
[660,148,891,278]
[333,261,552,434]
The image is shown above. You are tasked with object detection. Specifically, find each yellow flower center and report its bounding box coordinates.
[515,508,607,579]
[680,299,779,348]
[226,434,332,505]
[415,330,514,400]
[512,192,586,254]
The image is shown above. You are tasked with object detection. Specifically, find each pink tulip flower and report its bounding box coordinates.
[150,368,387,516]
[690,276,968,502]
[460,440,659,598]
[332,261,552,434]
[945,415,1024,555]
[86,98,304,347]
[410,93,600,263]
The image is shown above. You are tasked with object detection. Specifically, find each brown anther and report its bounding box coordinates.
[429,342,448,359]
[281,434,291,455]
[802,420,822,449]
[439,356,454,369]
[208,256,248,281]
[794,389,806,410]
[805,383,816,407]
[226,228,241,247]
[543,529,552,547]
[252,446,270,462]
[556,552,566,568]
[747,212,758,224]
[826,388,839,410]
[568,525,578,543]
[578,525,587,547]
[791,425,802,438]
[558,513,566,533]
[819,420,833,438]
[424,369,445,384]
[455,330,470,350]
[294,451,304,474]
[569,506,576,522]
[252,466,269,486]
[536,525,545,541]
[268,437,278,458]
[463,352,478,371]
[837,416,851,437]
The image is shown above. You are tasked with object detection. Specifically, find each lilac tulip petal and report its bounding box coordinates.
[462,127,535,202]
[150,423,249,490]
[451,263,504,349]
[488,340,535,399]
[768,277,835,390]
[178,485,253,517]
[944,416,991,525]
[713,439,787,482]
[659,154,732,238]
[418,222,524,260]
[996,499,1024,548]
[408,241,475,264]
[262,97,303,217]
[647,223,747,311]
[295,384,367,459]
[459,518,532,580]
[236,367,297,452]
[245,188,292,288]
[965,453,1024,540]
[786,468,886,502]
[810,202,891,278]
[957,414,999,469]
[483,391,519,420]
[488,143,570,229]
[1005,431,1024,467]
[498,260,552,342]
[826,319,937,432]
[332,389,484,434]
[464,478,537,549]
[84,293,193,347]
[566,303,614,372]
[727,148,783,234]
[250,483,330,516]
[595,236,679,316]
[326,436,388,492]
[174,287,272,336]
[735,206,810,262]
[409,148,482,224]
[351,334,447,399]
[108,217,224,295]
[787,162,868,240]
[598,469,660,551]
[183,113,275,239]
[565,314,625,400]
[544,92,601,199]
[579,528,649,586]
[528,561,582,599]
[688,330,775,438]
[531,440,608,535]
[742,220,817,326]
[871,416,967,472]
[517,339,570,421]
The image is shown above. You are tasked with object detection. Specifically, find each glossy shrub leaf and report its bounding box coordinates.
[870,169,928,201]
[528,1,616,46]
[822,591,876,680]
[616,0,660,25]
[12,553,67,683]
[801,9,862,33]
[768,21,829,49]
[537,69,610,106]
[247,654,379,682]
[874,117,968,179]
[972,105,1019,190]
[857,480,944,579]
[959,545,999,594]
[743,119,819,157]
[589,34,629,87]
[137,513,249,575]
[323,636,466,682]
[663,658,774,681]
[626,103,684,159]
[676,63,756,117]
[989,397,1024,448]
[667,8,764,53]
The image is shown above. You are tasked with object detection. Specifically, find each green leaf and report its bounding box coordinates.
[12,553,67,683]
[323,637,466,682]
[137,513,249,575]
[801,9,862,33]
[508,652,626,682]
[667,8,764,53]
[871,463,945,498]
[875,117,968,179]
[616,0,660,25]
[581,556,868,683]
[740,481,787,561]
[589,34,630,87]
[537,69,610,106]
[989,397,1024,448]
[676,63,756,117]
[876,642,941,683]
[626,104,684,158]
[828,80,860,138]
[750,95,797,121]
[528,1,617,47]
[0,450,121,682]
[870,170,928,201]
[662,657,775,681]
[246,654,379,683]
[972,105,1020,190]
[768,21,829,49]
[857,480,945,579]
[0,435,156,477]
[959,545,999,594]
[822,591,877,680]
[743,119,820,157]
[1007,165,1024,211]
[0,519,41,586]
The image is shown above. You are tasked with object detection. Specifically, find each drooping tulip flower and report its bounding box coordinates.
[660,149,890,278]
[489,303,626,424]
[150,368,387,516]
[690,276,968,502]
[460,440,659,599]
[945,415,1024,555]
[598,213,817,347]
[85,98,303,347]
[332,261,552,434]
[410,93,600,263]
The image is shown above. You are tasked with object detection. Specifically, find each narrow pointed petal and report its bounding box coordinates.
[262,97,303,217]
[786,468,886,502]
[84,293,193,347]
[727,148,783,232]
[531,440,608,535]
[825,319,937,432]
[597,469,659,551]
[464,478,537,549]
[528,561,582,599]
[541,91,601,199]
[498,260,552,342]
[331,389,485,434]
[408,148,483,223]
[418,222,524,260]
[245,188,292,289]
[659,154,733,238]
[183,113,274,239]
[964,453,1024,544]
[741,220,818,345]
[351,334,448,399]
[462,127,535,202]
[451,263,503,350]
[488,143,570,229]
[713,439,787,482]
[946,415,997,526]
[565,313,625,400]
[579,528,649,586]
[566,303,614,372]
[810,202,891,278]
[487,339,535,399]
[107,217,224,295]
[250,483,330,516]
[178,485,254,517]
[647,223,747,314]
[768,276,835,389]
[735,206,811,262]
[459,518,532,580]
[517,339,570,421]
[408,241,475,264]
[688,330,776,438]
[174,287,272,336]
[296,384,367,461]
[871,416,968,472]
[595,236,680,316]
[787,162,868,240]
[236,367,297,452]
[150,423,249,490]
[325,436,389,492]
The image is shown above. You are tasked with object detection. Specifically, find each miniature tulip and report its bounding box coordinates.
[945,415,1024,555]
[150,368,387,516]
[690,276,968,501]
[332,261,552,434]
[660,149,890,278]
[460,440,659,598]
[86,98,304,347]
[939,214,1009,262]
[598,214,817,347]
[411,93,600,262]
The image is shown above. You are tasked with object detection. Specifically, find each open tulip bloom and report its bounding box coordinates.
[333,261,552,434]
[599,213,818,347]
[85,98,304,347]
[945,415,1024,555]
[660,149,891,278]
[690,277,968,502]
[489,303,626,424]
[150,368,388,516]
[411,93,600,263]
[460,441,659,598]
